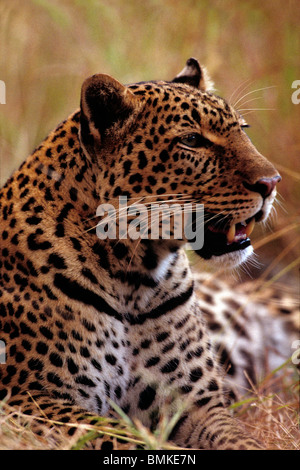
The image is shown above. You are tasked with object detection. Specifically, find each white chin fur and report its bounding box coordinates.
[209,245,254,269]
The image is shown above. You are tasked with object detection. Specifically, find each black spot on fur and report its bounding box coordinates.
[138,385,156,410]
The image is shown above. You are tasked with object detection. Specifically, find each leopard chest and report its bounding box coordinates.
[41,310,132,415]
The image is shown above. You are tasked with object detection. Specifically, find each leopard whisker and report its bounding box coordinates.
[237,108,275,112]
[126,237,144,273]
[236,95,266,108]
[233,85,276,109]
[87,197,196,227]
[228,79,255,106]
[83,195,195,222]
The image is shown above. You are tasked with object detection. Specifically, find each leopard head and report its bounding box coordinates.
[79,58,280,268]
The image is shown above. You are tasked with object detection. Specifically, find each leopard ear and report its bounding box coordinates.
[172,58,214,92]
[80,74,141,160]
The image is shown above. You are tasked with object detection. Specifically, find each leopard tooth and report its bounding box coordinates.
[226,223,236,244]
[245,218,255,238]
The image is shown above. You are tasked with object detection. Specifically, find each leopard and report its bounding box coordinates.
[0,58,297,450]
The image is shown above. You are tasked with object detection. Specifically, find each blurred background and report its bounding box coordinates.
[0,0,299,285]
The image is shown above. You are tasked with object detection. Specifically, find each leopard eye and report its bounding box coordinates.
[180,133,212,148]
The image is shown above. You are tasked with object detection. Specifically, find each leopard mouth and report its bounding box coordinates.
[194,212,261,260]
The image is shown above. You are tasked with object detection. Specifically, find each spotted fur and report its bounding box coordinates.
[0,59,296,449]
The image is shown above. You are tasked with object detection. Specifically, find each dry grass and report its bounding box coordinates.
[0,399,184,451]
[0,362,298,450]
[233,363,299,450]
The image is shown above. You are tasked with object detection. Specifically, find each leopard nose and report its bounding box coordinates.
[243,175,281,198]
